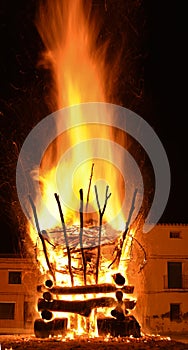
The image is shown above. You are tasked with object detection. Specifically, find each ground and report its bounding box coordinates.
[0,335,187,350]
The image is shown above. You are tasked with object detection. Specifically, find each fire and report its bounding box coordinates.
[33,0,126,232]
[28,0,138,338]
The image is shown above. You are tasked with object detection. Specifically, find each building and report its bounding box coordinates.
[129,223,188,335]
[0,255,40,334]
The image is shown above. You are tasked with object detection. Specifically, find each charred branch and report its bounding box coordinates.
[54,193,74,286]
[94,185,111,284]
[79,189,86,285]
[85,163,94,213]
[28,195,55,281]
[132,236,147,272]
[108,188,138,268]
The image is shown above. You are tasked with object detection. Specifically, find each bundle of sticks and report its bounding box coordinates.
[29,166,139,318]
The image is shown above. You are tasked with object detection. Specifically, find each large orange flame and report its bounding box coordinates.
[33,0,126,231]
[29,0,136,337]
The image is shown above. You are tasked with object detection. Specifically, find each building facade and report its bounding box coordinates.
[129,223,188,335]
[0,255,40,334]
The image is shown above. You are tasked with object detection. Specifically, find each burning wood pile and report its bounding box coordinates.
[35,276,140,338]
[29,181,141,339]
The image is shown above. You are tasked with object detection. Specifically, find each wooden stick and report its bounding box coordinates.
[28,195,55,281]
[132,236,147,272]
[86,163,94,213]
[122,189,138,243]
[79,189,87,285]
[37,283,134,295]
[54,193,74,286]
[108,188,138,268]
[94,185,111,284]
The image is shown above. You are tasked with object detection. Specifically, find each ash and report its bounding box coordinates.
[0,334,187,350]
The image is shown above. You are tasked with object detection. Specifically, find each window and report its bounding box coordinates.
[170,231,181,239]
[8,271,22,284]
[0,303,15,319]
[168,262,182,288]
[170,303,181,321]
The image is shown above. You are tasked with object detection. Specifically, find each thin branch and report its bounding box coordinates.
[85,163,94,213]
[132,237,147,273]
[79,189,87,285]
[94,185,111,284]
[122,189,138,242]
[28,195,55,281]
[54,193,74,286]
[108,188,138,268]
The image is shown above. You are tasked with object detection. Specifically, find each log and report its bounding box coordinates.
[37,283,134,295]
[38,297,116,317]
[97,316,141,338]
[34,318,67,338]
[38,296,136,317]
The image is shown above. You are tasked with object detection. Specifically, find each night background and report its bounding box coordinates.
[0,0,187,254]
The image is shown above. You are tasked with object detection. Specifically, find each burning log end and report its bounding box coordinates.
[43,291,52,301]
[115,290,123,302]
[112,273,126,286]
[45,279,53,288]
[41,309,53,320]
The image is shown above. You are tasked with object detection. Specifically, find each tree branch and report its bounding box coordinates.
[28,195,55,281]
[94,185,111,284]
[108,188,138,268]
[85,163,94,213]
[54,193,74,286]
[79,189,87,285]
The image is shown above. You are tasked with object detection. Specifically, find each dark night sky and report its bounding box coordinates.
[0,1,187,254]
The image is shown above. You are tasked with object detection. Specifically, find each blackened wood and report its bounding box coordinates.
[41,309,53,320]
[43,291,52,301]
[28,195,55,281]
[79,188,86,285]
[34,318,67,338]
[94,185,111,284]
[86,163,94,213]
[113,273,126,286]
[54,193,74,286]
[108,188,138,268]
[97,316,141,338]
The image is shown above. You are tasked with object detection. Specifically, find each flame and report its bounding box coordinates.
[29,0,137,338]
[33,0,126,231]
